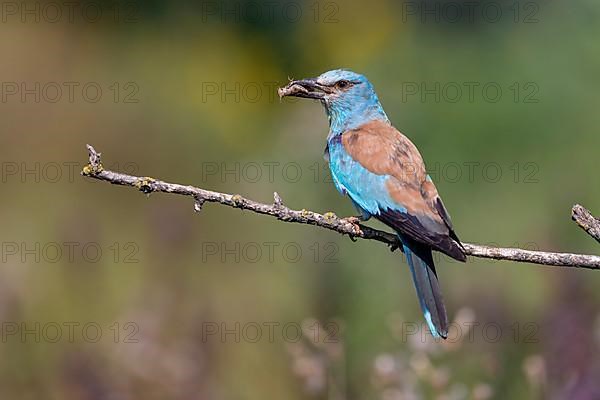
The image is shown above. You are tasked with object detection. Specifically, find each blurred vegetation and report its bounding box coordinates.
[0,0,599,399]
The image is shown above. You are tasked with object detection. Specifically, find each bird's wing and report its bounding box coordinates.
[338,120,465,261]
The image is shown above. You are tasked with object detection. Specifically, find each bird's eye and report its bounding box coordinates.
[336,80,351,89]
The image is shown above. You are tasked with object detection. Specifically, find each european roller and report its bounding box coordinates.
[278,69,466,339]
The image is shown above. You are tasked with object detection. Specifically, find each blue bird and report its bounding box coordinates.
[279,69,467,339]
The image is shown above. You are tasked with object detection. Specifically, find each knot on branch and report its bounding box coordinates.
[273,192,284,208]
[194,196,205,213]
[323,212,337,221]
[301,209,309,217]
[230,194,247,208]
[135,177,156,194]
[81,144,104,176]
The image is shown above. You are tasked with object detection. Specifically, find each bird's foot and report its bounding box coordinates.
[343,216,364,238]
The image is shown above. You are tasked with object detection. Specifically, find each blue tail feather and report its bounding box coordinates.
[402,238,449,339]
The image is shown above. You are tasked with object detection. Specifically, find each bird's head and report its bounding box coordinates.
[278,69,389,135]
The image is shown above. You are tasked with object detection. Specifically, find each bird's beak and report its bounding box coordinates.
[278,78,330,100]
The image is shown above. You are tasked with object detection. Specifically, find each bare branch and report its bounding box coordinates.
[81,145,600,270]
[572,204,600,244]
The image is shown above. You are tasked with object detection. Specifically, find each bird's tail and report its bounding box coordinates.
[401,237,449,339]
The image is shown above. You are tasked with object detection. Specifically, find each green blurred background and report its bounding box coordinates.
[1,0,599,398]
